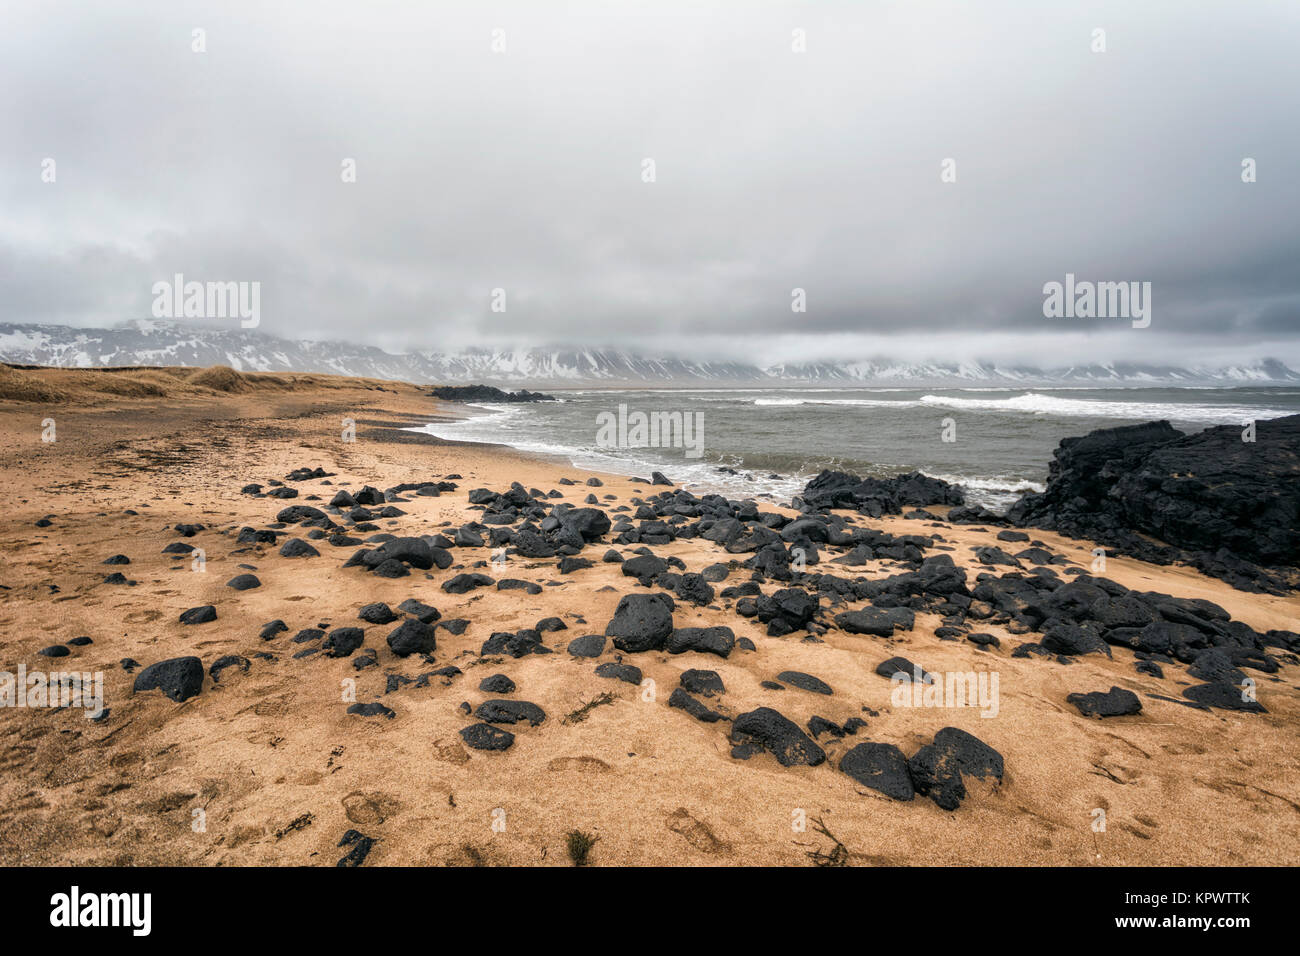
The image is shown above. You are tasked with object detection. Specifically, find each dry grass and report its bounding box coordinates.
[565,830,599,866]
[0,363,415,406]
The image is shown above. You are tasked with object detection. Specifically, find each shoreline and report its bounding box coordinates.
[0,365,1296,866]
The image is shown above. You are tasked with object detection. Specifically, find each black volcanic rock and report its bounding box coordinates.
[665,626,735,658]
[442,572,494,594]
[836,607,911,637]
[839,742,915,801]
[475,699,546,726]
[279,538,320,558]
[480,630,552,658]
[1006,416,1300,592]
[567,634,606,657]
[478,674,516,694]
[908,727,1004,810]
[669,688,726,723]
[397,599,440,624]
[560,507,611,541]
[775,670,832,695]
[729,707,826,767]
[1183,682,1268,713]
[605,593,674,652]
[179,605,217,625]
[595,662,642,684]
[799,469,965,516]
[133,657,204,702]
[348,702,395,719]
[679,668,725,697]
[460,722,514,751]
[358,602,398,624]
[429,385,556,403]
[323,627,365,658]
[1067,686,1142,718]
[387,619,437,657]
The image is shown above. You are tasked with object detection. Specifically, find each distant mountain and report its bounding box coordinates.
[2,321,1298,388]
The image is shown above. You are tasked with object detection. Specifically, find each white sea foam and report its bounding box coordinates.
[918,392,1286,424]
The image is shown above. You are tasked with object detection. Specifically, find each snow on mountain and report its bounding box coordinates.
[2,321,1298,388]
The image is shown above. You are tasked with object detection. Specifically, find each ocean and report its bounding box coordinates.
[412,386,1300,512]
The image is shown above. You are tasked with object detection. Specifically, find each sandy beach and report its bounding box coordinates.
[0,364,1296,867]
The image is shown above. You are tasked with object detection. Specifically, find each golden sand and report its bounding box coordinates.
[0,365,1296,866]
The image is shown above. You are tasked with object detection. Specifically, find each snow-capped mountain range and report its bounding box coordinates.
[2,321,1297,388]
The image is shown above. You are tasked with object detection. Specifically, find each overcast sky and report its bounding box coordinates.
[3,1,1298,367]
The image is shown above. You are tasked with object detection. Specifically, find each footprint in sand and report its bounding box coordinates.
[547,755,612,774]
[431,738,470,765]
[342,790,402,826]
[665,807,731,855]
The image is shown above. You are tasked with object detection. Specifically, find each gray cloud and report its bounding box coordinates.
[3,0,1298,366]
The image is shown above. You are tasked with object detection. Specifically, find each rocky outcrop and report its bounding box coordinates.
[428,385,556,403]
[798,469,965,517]
[1005,415,1300,593]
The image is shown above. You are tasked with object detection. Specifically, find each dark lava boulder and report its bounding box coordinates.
[622,554,668,583]
[755,587,819,634]
[561,507,611,541]
[475,699,546,726]
[347,702,395,719]
[875,656,935,684]
[669,688,726,723]
[442,573,494,594]
[377,537,435,570]
[179,605,217,625]
[665,626,735,658]
[674,572,715,606]
[908,727,1004,810]
[460,723,515,751]
[209,655,250,683]
[276,505,327,524]
[679,668,725,697]
[323,627,365,658]
[729,707,826,767]
[595,662,642,684]
[776,670,832,695]
[478,674,516,694]
[397,599,441,624]
[800,469,965,515]
[839,742,915,801]
[605,593,674,652]
[566,634,606,658]
[836,607,912,637]
[1183,682,1268,713]
[133,657,204,703]
[1041,621,1111,657]
[358,602,398,624]
[1066,685,1142,718]
[386,619,437,657]
[280,538,320,558]
[480,630,552,658]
